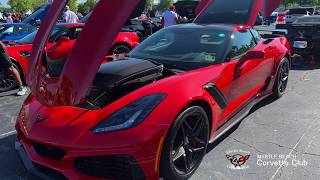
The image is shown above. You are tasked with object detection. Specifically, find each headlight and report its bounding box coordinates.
[92,93,166,134]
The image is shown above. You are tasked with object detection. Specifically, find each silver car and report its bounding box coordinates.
[285,7,315,24]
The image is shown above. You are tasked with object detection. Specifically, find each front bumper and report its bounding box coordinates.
[15,122,167,180]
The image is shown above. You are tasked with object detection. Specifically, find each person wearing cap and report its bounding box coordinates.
[0,42,27,96]
[161,5,179,28]
[63,6,79,23]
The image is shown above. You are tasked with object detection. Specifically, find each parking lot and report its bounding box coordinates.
[0,58,319,180]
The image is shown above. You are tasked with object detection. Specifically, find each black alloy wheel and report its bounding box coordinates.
[111,44,132,55]
[273,57,290,98]
[160,106,209,180]
[0,65,19,93]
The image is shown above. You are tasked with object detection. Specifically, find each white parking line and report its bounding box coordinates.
[0,130,16,139]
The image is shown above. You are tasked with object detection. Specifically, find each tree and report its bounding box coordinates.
[30,0,47,10]
[78,0,96,14]
[145,0,153,11]
[9,0,32,12]
[68,0,79,12]
[158,0,173,11]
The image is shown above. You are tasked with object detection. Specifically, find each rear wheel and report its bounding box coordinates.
[110,44,132,55]
[160,106,209,180]
[273,57,290,99]
[0,64,20,93]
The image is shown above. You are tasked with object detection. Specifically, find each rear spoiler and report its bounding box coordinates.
[255,28,287,38]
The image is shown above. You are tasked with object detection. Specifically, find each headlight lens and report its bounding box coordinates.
[92,93,166,134]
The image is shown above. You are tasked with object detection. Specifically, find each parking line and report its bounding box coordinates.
[0,130,16,139]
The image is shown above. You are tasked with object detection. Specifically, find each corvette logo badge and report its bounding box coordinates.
[226,150,250,170]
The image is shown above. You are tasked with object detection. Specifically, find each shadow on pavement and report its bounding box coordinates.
[291,55,320,71]
[0,90,18,98]
[0,134,29,180]
[207,95,276,152]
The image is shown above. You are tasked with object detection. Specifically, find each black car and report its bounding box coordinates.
[276,16,320,57]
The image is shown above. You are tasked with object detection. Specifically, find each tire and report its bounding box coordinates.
[110,44,132,55]
[0,64,19,93]
[160,106,209,180]
[272,57,290,99]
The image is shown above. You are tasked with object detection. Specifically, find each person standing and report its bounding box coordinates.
[5,13,13,24]
[63,6,79,23]
[161,5,179,28]
[0,42,27,96]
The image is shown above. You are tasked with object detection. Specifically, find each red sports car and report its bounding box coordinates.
[0,23,139,92]
[15,0,287,179]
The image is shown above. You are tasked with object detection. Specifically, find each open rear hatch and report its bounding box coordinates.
[194,0,280,26]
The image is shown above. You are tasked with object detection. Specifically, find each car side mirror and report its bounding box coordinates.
[57,37,71,44]
[242,51,265,60]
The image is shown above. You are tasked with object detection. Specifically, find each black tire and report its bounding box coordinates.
[160,106,209,180]
[110,44,132,55]
[272,57,290,99]
[0,64,19,93]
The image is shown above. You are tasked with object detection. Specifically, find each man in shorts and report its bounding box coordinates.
[0,42,27,96]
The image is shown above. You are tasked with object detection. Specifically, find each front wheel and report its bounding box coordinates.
[110,44,132,55]
[0,65,19,93]
[272,57,290,99]
[160,106,209,180]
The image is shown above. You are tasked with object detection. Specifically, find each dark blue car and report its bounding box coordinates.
[0,23,37,41]
[22,3,51,26]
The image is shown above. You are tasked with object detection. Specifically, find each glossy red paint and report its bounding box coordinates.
[15,0,290,179]
[6,24,139,80]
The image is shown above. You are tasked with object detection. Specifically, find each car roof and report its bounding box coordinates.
[167,23,249,32]
[0,23,32,27]
[55,23,85,28]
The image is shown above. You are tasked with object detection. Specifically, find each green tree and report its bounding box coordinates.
[145,0,153,11]
[158,0,173,11]
[30,0,47,10]
[78,0,96,14]
[68,0,79,12]
[9,0,32,12]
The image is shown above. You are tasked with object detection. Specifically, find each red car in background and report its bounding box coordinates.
[15,0,287,180]
[0,23,139,92]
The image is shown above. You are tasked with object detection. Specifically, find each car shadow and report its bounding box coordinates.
[291,55,320,71]
[207,95,276,152]
[0,134,29,180]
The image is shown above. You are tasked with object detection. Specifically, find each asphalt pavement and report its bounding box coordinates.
[0,59,320,180]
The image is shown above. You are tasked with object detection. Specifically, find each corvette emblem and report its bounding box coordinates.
[298,30,305,38]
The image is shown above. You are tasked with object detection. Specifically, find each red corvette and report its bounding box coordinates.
[15,0,288,180]
[0,23,139,92]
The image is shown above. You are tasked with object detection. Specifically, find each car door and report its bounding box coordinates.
[219,29,273,121]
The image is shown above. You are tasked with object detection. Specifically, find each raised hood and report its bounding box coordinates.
[27,0,145,106]
[194,0,280,26]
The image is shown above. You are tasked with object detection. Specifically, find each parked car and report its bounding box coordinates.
[277,16,320,58]
[15,0,287,180]
[22,3,51,26]
[285,7,315,24]
[0,23,139,92]
[0,23,37,41]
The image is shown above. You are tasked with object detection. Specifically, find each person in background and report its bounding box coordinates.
[0,42,27,96]
[161,5,179,28]
[255,12,264,25]
[5,13,13,24]
[63,6,79,23]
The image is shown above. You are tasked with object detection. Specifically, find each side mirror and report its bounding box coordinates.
[243,51,265,60]
[57,37,71,44]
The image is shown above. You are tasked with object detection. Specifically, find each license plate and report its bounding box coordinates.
[293,41,307,49]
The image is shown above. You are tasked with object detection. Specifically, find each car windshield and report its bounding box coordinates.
[17,27,61,44]
[129,27,230,70]
[288,8,314,15]
[294,17,320,24]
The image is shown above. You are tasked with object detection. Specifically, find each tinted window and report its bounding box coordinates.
[288,8,314,15]
[227,30,256,60]
[195,0,253,24]
[18,27,62,44]
[294,17,320,24]
[129,27,231,70]
[250,29,261,43]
